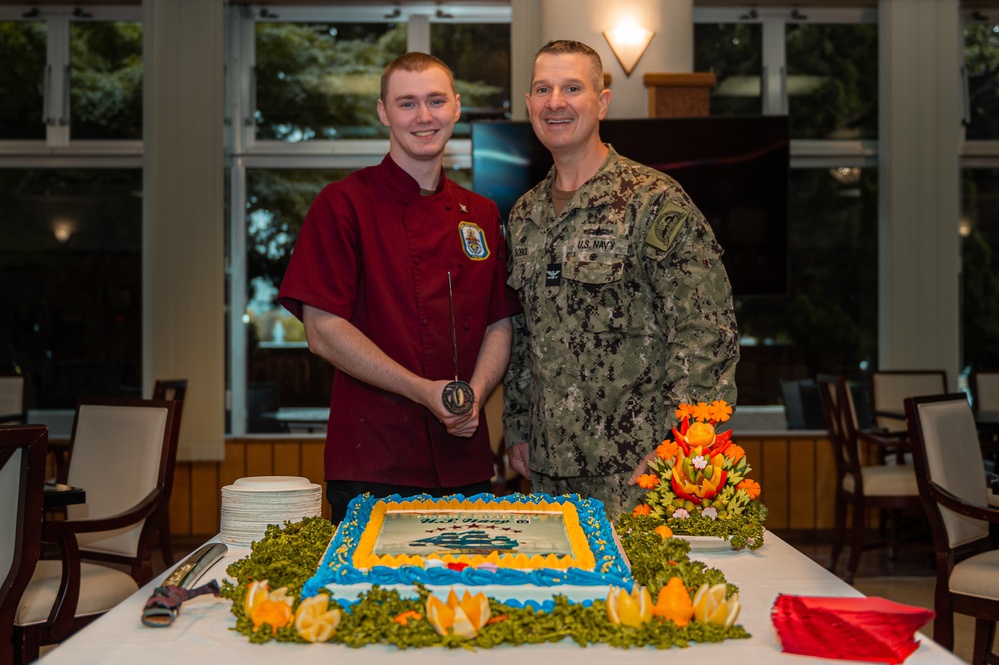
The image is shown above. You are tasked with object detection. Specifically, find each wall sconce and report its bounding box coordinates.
[603,19,655,77]
[51,216,75,244]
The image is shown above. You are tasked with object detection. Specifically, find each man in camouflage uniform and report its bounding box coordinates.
[502,40,739,520]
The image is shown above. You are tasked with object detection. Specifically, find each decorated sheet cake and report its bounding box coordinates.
[219,400,761,648]
[302,492,634,609]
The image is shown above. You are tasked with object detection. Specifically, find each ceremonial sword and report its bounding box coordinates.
[441,271,474,415]
[141,542,228,627]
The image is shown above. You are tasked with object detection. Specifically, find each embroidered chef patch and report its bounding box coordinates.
[459,221,490,260]
[645,201,689,252]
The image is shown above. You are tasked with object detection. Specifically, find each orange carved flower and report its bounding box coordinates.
[637,473,660,490]
[725,443,746,463]
[737,479,761,500]
[633,503,652,516]
[692,401,712,422]
[656,439,679,461]
[710,400,733,422]
[251,599,294,635]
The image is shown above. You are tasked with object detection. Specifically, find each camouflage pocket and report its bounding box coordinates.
[563,255,643,334]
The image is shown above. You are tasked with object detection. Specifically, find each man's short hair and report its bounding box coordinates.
[533,40,604,92]
[380,51,456,102]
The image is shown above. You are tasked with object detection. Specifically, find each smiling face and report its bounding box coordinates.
[526,52,610,161]
[377,65,461,175]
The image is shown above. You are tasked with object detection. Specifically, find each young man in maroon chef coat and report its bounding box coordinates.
[278,52,520,524]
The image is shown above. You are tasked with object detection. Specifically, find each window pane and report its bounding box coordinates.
[786,23,878,140]
[735,167,878,405]
[0,168,142,408]
[964,20,999,141]
[254,22,406,142]
[432,22,511,137]
[694,22,763,117]
[245,168,350,432]
[0,21,47,140]
[70,21,143,140]
[961,168,999,370]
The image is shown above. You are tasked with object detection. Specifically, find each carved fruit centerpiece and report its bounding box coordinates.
[631,401,767,550]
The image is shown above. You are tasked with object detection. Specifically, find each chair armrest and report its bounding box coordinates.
[39,488,162,641]
[929,481,999,523]
[857,429,908,449]
[42,489,161,541]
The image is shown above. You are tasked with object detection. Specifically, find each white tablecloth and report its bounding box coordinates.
[38,533,965,665]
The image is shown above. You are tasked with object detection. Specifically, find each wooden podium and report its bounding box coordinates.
[644,72,717,118]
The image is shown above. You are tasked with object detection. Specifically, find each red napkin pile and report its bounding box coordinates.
[771,594,935,664]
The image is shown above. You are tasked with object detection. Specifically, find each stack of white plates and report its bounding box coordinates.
[220,475,322,546]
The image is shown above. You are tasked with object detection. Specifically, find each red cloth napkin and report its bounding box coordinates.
[771,594,935,664]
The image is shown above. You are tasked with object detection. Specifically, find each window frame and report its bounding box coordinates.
[225,3,511,434]
[0,5,143,154]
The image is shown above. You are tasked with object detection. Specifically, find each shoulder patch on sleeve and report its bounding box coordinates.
[645,201,689,252]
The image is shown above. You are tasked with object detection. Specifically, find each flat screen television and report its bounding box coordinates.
[470,116,789,296]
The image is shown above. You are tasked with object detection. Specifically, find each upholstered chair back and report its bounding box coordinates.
[66,402,171,557]
[911,396,988,549]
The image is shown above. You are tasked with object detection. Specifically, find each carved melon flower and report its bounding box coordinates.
[426,589,491,639]
[637,473,660,489]
[656,439,679,461]
[737,479,762,500]
[710,400,733,422]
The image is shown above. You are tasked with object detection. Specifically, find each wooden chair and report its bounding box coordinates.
[151,379,187,566]
[905,392,999,665]
[0,374,28,425]
[970,369,999,463]
[869,369,948,435]
[11,398,181,664]
[1,425,48,665]
[153,379,188,402]
[816,374,923,584]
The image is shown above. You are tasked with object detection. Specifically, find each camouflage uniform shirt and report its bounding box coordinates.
[503,145,739,478]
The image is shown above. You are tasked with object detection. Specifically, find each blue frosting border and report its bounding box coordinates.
[301,492,633,601]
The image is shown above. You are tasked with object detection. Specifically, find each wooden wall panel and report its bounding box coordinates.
[814,438,837,529]
[219,439,247,487]
[301,440,330,520]
[788,439,817,529]
[169,463,192,535]
[245,441,273,478]
[273,441,301,477]
[761,437,790,529]
[190,462,220,534]
[167,433,838,539]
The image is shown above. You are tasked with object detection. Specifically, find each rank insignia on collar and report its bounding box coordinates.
[459,203,468,213]
[458,221,490,261]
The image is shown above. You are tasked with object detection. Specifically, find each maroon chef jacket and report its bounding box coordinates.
[277,155,520,487]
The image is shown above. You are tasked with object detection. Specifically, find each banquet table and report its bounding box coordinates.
[36,532,966,665]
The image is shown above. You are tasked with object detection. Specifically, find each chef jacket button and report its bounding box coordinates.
[463,322,469,330]
[414,257,421,266]
[422,318,429,326]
